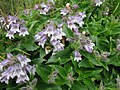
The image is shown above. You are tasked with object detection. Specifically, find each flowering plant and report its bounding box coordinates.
[0,0,120,89]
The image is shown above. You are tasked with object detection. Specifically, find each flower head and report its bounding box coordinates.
[74,50,82,62]
[6,31,15,39]
[19,26,29,36]
[60,8,69,16]
[94,0,105,6]
[0,53,35,84]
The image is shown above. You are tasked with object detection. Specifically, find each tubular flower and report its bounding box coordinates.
[74,50,82,62]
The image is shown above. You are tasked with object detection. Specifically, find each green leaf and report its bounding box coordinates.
[36,65,50,83]
[108,55,120,66]
[100,61,109,71]
[0,43,5,52]
[47,47,73,63]
[23,36,39,51]
[111,27,120,35]
[71,81,88,90]
[5,45,15,53]
[49,65,67,78]
[83,78,96,90]
[78,58,94,68]
[36,81,62,90]
[80,50,100,66]
[81,68,103,78]
[63,25,74,38]
[24,42,39,51]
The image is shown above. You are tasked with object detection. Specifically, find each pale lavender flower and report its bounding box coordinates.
[34,4,39,10]
[17,54,31,67]
[74,15,84,27]
[0,59,10,71]
[16,74,29,83]
[10,23,20,33]
[37,35,48,48]
[84,42,95,53]
[74,50,82,62]
[40,10,47,14]
[41,2,47,8]
[73,27,80,36]
[34,31,48,48]
[0,76,9,84]
[34,31,45,40]
[72,4,79,9]
[60,8,69,16]
[7,15,18,24]
[51,40,64,52]
[43,5,51,12]
[57,23,63,28]
[25,65,36,75]
[12,64,25,78]
[19,26,29,36]
[40,1,54,15]
[78,12,86,19]
[51,28,66,41]
[44,25,55,37]
[67,20,76,30]
[94,0,104,6]
[1,66,14,79]
[6,31,15,39]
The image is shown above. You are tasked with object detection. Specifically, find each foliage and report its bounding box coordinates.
[0,0,120,90]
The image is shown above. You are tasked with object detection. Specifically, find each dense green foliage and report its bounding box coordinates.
[0,0,120,90]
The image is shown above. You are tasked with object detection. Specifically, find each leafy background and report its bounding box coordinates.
[0,0,120,90]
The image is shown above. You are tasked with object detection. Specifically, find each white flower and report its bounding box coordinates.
[16,75,29,83]
[10,23,20,33]
[12,64,25,78]
[51,40,64,52]
[17,54,31,67]
[0,59,10,71]
[34,31,48,48]
[60,8,69,16]
[44,25,55,37]
[25,65,36,75]
[51,28,66,41]
[84,42,95,53]
[94,0,104,6]
[6,31,15,39]
[19,26,29,36]
[74,51,82,62]
[67,19,77,30]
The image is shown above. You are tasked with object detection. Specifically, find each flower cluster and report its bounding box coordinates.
[34,20,66,53]
[67,33,95,62]
[0,15,29,39]
[0,53,35,84]
[60,3,94,62]
[34,0,55,15]
[60,3,86,36]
